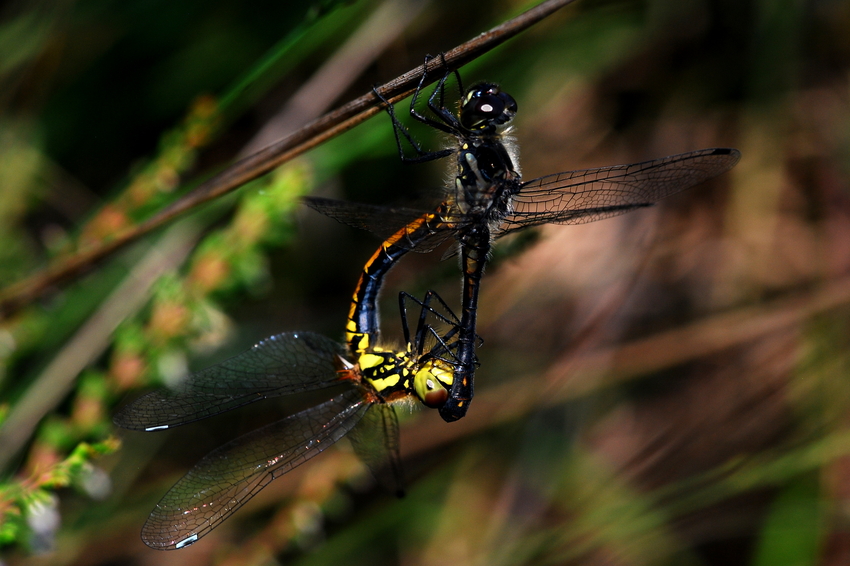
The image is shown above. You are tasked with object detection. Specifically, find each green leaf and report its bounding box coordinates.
[750,474,822,566]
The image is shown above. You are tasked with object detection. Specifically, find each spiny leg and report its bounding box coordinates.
[372,54,461,163]
[399,290,468,360]
[399,290,455,352]
[422,53,463,130]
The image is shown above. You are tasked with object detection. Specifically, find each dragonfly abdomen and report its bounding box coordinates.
[346,210,447,356]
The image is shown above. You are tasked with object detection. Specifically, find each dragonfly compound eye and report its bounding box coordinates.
[460,83,518,131]
[413,362,452,408]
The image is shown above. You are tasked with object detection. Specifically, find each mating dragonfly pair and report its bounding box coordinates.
[115,58,741,549]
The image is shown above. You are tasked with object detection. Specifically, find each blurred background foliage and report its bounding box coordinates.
[0,0,849,564]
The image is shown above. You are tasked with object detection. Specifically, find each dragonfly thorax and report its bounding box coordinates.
[454,142,519,223]
[358,349,453,408]
[357,350,454,408]
[358,350,410,397]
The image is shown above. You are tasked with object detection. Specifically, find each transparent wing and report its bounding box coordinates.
[499,148,741,233]
[140,388,369,550]
[348,402,404,497]
[303,196,456,253]
[114,332,346,431]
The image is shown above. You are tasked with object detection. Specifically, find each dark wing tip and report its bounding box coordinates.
[709,147,742,164]
[302,196,334,210]
[112,400,147,430]
[112,410,126,427]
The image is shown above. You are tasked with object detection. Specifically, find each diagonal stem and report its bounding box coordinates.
[0,0,579,319]
[0,222,201,472]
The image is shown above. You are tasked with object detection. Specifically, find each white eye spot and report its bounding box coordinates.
[480,103,494,113]
[426,378,435,390]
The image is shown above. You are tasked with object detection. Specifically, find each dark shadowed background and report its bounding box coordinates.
[1,0,849,564]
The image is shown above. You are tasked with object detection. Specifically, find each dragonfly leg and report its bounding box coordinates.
[422,53,464,130]
[408,53,460,132]
[372,82,454,164]
[398,290,478,362]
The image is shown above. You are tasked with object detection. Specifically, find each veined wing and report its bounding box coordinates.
[499,148,741,233]
[348,402,403,497]
[140,388,368,550]
[303,197,457,253]
[114,332,345,431]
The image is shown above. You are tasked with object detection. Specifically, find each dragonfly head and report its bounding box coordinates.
[413,359,453,408]
[460,83,517,132]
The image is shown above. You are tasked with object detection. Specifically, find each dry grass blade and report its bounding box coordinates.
[0,222,202,471]
[400,276,850,454]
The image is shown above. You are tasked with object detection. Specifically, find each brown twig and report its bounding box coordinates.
[0,0,579,318]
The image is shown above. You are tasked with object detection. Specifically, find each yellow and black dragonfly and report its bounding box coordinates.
[114,290,463,550]
[306,58,742,423]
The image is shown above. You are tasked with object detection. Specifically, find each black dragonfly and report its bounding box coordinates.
[306,58,741,423]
